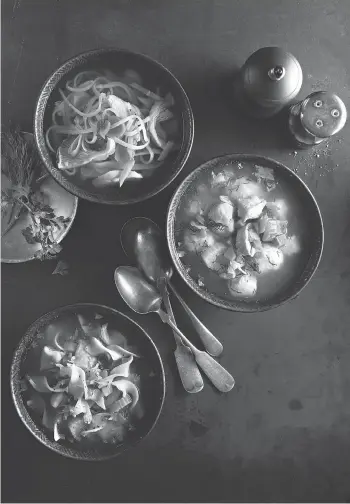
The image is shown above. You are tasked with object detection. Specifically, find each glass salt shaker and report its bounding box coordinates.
[288,91,347,148]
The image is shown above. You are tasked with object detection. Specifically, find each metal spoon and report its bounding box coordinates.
[120,221,203,393]
[160,282,204,393]
[114,266,235,393]
[120,217,223,357]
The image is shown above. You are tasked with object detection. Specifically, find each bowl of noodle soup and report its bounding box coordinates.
[11,303,166,460]
[34,48,194,205]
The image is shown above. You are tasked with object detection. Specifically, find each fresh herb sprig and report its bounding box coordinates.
[1,129,71,260]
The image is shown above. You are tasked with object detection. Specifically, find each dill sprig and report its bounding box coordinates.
[1,129,71,260]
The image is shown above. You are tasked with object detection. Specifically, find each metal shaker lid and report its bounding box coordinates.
[300,91,347,138]
[242,47,303,104]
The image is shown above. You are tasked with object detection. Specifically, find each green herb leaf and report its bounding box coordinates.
[22,226,37,245]
[1,130,71,261]
[52,260,69,276]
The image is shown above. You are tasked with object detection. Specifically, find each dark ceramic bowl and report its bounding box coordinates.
[167,154,324,312]
[10,303,165,461]
[34,48,194,205]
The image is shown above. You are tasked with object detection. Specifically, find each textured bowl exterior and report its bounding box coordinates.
[167,154,324,312]
[10,303,166,461]
[34,48,194,205]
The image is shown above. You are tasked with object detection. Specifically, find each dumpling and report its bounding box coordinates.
[207,196,235,237]
[254,165,276,191]
[201,242,228,272]
[228,273,257,297]
[221,257,246,279]
[228,176,263,201]
[279,235,300,256]
[265,199,288,219]
[183,227,216,253]
[237,195,266,223]
[184,198,203,218]
[210,170,235,188]
[262,219,288,242]
[259,244,284,272]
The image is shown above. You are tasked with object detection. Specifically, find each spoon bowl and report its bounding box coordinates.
[114,266,162,314]
[120,217,173,283]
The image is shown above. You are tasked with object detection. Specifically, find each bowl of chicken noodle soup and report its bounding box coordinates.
[34,48,194,205]
[167,154,323,312]
[11,304,165,460]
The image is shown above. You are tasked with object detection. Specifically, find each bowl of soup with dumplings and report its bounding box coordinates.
[167,154,323,312]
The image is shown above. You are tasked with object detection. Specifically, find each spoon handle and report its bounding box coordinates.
[159,281,204,394]
[158,309,235,393]
[168,282,223,357]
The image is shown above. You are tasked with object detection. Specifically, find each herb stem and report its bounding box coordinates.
[1,203,24,237]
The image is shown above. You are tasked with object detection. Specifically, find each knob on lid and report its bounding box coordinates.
[300,91,347,138]
[242,47,303,104]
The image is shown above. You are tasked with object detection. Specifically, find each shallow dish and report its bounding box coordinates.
[34,48,194,205]
[167,154,324,312]
[10,303,165,461]
[1,133,78,263]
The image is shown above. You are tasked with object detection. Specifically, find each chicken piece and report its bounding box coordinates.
[236,225,255,257]
[218,247,238,278]
[262,244,284,269]
[255,165,275,181]
[275,233,288,248]
[207,196,235,237]
[98,421,126,443]
[262,219,288,242]
[229,176,263,201]
[265,199,288,219]
[184,198,203,218]
[74,341,97,370]
[221,257,246,279]
[254,165,276,191]
[223,246,236,261]
[237,195,266,223]
[253,213,269,235]
[201,242,228,272]
[211,170,235,188]
[228,273,257,297]
[68,417,86,442]
[57,138,116,170]
[183,227,216,253]
[246,244,284,274]
[279,235,300,256]
[247,225,263,253]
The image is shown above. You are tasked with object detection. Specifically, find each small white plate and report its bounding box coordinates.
[1,133,78,263]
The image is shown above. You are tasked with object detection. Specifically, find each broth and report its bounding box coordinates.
[175,161,309,303]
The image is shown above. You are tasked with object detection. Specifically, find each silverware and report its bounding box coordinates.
[159,280,204,393]
[114,266,235,393]
[120,217,223,357]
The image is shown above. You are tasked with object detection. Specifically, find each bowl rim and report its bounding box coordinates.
[10,302,166,461]
[166,153,324,312]
[33,47,194,205]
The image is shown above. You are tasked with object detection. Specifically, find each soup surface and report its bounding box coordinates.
[175,161,308,302]
[20,308,157,447]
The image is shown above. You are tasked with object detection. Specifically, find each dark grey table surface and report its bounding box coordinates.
[2,0,350,502]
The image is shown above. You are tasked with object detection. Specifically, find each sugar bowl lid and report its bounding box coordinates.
[300,91,347,138]
[242,46,303,104]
